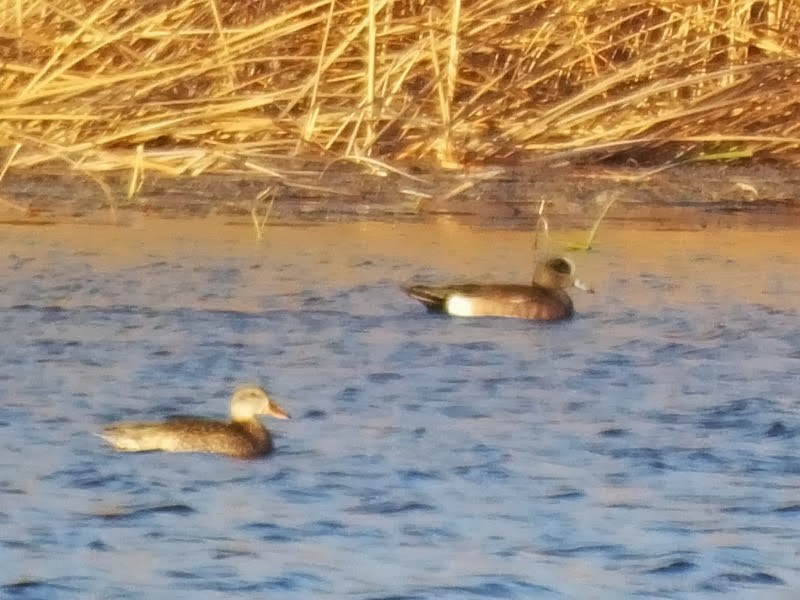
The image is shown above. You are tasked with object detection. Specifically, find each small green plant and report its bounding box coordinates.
[251,187,276,241]
[566,191,619,252]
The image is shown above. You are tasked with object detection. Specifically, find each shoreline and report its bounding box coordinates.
[2,161,799,230]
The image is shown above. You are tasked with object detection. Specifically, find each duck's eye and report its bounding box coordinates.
[548,258,572,274]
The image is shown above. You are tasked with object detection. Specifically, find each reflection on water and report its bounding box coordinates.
[1,221,799,598]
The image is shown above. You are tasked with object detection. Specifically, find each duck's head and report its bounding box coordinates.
[229,385,291,422]
[533,257,594,293]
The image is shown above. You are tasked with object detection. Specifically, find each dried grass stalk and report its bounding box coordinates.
[0,0,798,178]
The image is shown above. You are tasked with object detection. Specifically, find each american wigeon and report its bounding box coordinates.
[99,385,290,458]
[403,257,593,321]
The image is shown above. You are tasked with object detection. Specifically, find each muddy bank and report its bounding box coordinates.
[1,160,799,229]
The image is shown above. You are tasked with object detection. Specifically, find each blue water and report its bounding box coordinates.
[1,223,799,599]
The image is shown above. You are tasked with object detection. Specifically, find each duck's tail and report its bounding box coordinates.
[98,423,166,452]
[402,285,448,312]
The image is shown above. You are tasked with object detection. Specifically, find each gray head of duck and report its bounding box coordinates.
[230,385,291,422]
[532,257,595,293]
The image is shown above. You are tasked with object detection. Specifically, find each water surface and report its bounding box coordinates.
[1,221,799,599]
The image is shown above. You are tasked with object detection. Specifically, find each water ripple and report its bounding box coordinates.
[3,226,800,597]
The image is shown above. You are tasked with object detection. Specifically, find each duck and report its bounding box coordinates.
[403,257,593,321]
[99,385,290,458]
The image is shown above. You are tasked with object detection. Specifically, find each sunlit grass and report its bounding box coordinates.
[0,0,797,184]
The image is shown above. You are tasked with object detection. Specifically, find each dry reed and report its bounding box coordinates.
[1,0,799,182]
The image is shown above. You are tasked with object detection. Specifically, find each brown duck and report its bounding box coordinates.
[403,257,593,321]
[99,385,290,458]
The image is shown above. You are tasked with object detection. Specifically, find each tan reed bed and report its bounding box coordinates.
[1,0,799,191]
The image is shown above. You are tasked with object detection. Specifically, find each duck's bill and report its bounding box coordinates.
[574,278,595,294]
[269,402,291,419]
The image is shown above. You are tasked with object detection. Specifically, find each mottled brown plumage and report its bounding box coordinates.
[99,385,290,458]
[404,257,593,321]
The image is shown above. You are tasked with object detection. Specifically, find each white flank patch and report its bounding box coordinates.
[445,294,476,317]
